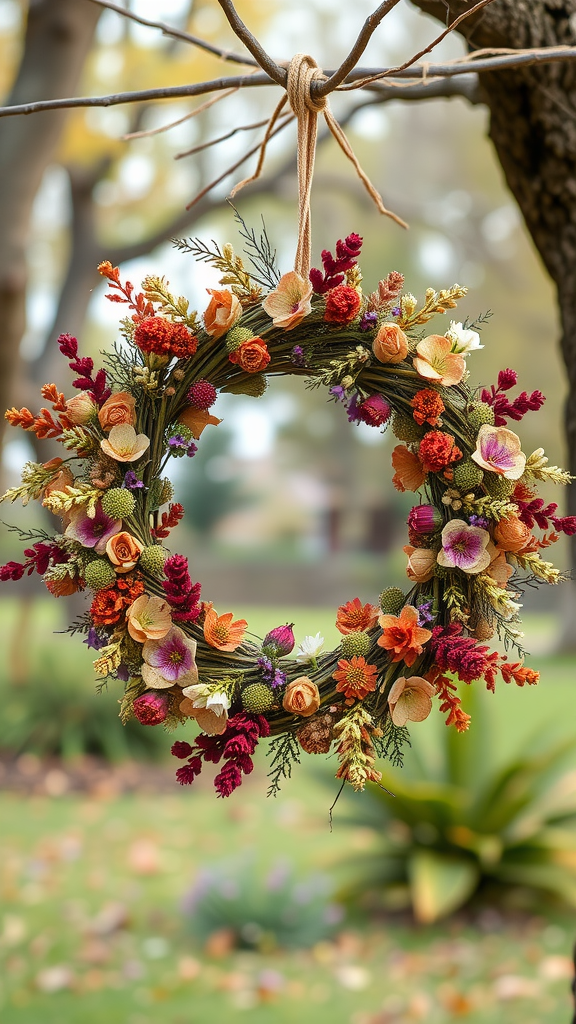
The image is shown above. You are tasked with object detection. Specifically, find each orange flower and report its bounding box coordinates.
[282,676,320,717]
[410,388,445,427]
[372,323,409,364]
[391,445,426,492]
[98,391,136,432]
[178,407,222,440]
[262,271,312,330]
[387,675,435,726]
[413,335,466,387]
[493,514,532,552]
[66,393,97,425]
[42,465,74,502]
[203,289,242,338]
[333,656,378,702]
[336,597,379,635]
[485,544,514,588]
[126,594,172,642]
[106,531,143,574]
[45,575,81,598]
[378,605,432,667]
[203,603,247,651]
[404,545,436,584]
[228,337,271,373]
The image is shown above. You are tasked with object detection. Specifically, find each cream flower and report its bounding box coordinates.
[387,676,435,727]
[404,545,436,584]
[100,424,150,463]
[413,335,466,387]
[445,321,483,354]
[262,271,313,330]
[471,424,526,480]
[126,594,172,643]
[295,632,325,663]
[180,683,230,735]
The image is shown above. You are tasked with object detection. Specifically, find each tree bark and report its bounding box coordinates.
[410,0,576,646]
[0,0,100,432]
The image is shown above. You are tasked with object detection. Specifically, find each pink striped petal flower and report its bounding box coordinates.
[437,519,491,574]
[471,424,526,479]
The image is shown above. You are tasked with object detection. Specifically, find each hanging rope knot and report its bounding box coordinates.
[231,52,407,281]
[286,53,327,116]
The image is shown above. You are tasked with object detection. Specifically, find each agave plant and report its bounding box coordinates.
[333,691,576,923]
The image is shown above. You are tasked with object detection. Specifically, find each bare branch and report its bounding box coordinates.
[364,74,481,103]
[175,113,292,160]
[5,47,576,119]
[122,87,239,141]
[316,0,403,97]
[215,0,287,87]
[347,0,498,90]
[85,0,257,66]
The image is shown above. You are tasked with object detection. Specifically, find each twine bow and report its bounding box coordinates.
[231,53,407,281]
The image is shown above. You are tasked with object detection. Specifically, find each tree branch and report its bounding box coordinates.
[316,0,403,97]
[215,0,287,87]
[2,47,576,118]
[85,0,257,66]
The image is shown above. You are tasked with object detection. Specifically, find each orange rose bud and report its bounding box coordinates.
[282,676,321,718]
[493,515,533,552]
[66,393,97,425]
[105,531,143,574]
[228,337,271,374]
[98,391,136,432]
[373,323,409,365]
[203,289,242,339]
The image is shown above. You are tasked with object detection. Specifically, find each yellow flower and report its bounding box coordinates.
[100,424,150,463]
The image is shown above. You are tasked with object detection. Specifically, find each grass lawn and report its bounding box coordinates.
[1,601,576,1022]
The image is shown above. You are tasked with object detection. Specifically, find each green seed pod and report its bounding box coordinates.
[241,683,274,713]
[101,487,136,520]
[225,326,254,353]
[484,472,515,498]
[379,587,405,615]
[84,559,116,591]
[453,460,484,491]
[467,401,495,432]
[340,631,372,659]
[391,413,424,443]
[139,546,168,578]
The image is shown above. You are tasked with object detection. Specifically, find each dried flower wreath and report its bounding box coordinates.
[2,218,573,799]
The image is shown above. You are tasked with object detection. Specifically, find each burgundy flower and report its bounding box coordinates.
[133,692,169,726]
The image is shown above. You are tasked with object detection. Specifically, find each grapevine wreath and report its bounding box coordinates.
[2,223,574,798]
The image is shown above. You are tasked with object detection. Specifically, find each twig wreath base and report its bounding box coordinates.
[2,218,574,799]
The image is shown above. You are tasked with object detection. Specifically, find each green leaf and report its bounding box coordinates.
[409,850,479,923]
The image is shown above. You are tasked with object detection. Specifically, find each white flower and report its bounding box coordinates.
[295,632,325,663]
[180,685,230,736]
[446,321,483,354]
[206,691,230,718]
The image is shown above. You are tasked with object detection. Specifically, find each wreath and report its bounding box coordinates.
[2,219,574,799]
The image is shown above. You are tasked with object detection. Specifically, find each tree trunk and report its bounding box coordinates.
[0,0,100,434]
[410,0,576,646]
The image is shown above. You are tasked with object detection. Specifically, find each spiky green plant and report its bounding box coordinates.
[333,693,576,923]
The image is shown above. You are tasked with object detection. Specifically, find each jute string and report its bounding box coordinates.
[231,53,407,281]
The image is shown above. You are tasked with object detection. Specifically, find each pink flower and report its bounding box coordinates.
[407,505,442,535]
[141,626,198,689]
[133,692,169,726]
[471,424,526,479]
[358,394,391,427]
[413,335,466,387]
[437,519,491,574]
[262,271,313,330]
[65,503,122,554]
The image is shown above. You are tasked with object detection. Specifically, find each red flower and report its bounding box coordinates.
[418,431,462,473]
[324,285,361,324]
[134,317,198,359]
[411,388,445,427]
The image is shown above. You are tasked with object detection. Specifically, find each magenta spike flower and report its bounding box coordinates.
[263,623,295,656]
[407,505,443,535]
[187,380,217,410]
[133,692,169,726]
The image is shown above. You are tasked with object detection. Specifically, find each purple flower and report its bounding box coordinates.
[469,514,489,529]
[437,519,491,575]
[417,600,435,627]
[391,306,401,317]
[65,503,122,555]
[123,471,145,490]
[141,626,198,689]
[359,311,378,332]
[84,627,108,651]
[116,664,130,682]
[329,385,347,404]
[346,392,361,423]
[291,345,307,367]
[167,433,198,459]
[257,656,287,689]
